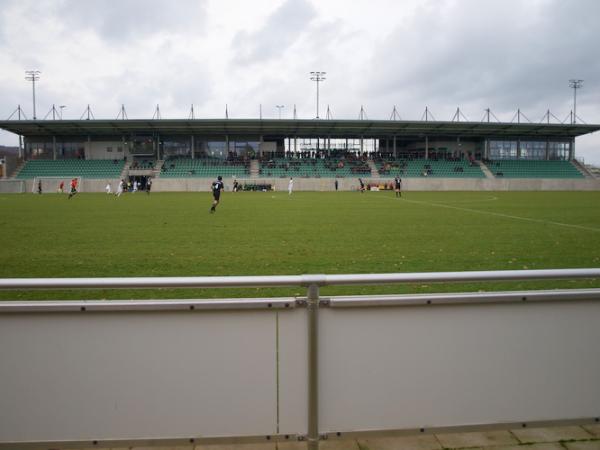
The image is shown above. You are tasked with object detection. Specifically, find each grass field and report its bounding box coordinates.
[1,190,599,301]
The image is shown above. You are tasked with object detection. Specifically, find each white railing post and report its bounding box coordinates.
[307,283,320,450]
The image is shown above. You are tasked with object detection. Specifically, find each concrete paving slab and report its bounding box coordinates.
[320,441,360,450]
[584,425,600,438]
[275,442,306,450]
[435,430,518,448]
[357,434,442,450]
[563,441,600,450]
[132,446,194,450]
[277,441,359,450]
[510,426,593,444]
[476,444,564,450]
[194,444,276,450]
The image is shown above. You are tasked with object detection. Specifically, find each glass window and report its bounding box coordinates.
[489,140,517,159]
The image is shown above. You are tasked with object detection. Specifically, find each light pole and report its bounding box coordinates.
[59,105,66,120]
[569,79,583,124]
[25,70,41,120]
[276,105,285,119]
[310,71,326,119]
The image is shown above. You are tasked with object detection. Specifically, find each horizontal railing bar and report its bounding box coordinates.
[323,269,600,285]
[0,297,298,313]
[328,288,600,308]
[321,417,600,440]
[2,417,598,449]
[0,275,308,290]
[2,289,599,313]
[0,432,301,450]
[0,268,599,290]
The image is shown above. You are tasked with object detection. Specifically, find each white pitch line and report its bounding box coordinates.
[442,196,499,204]
[385,196,600,233]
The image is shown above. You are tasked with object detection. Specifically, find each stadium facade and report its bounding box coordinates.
[1,118,598,160]
[0,118,599,192]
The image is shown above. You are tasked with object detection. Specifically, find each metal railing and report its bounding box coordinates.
[1,268,600,450]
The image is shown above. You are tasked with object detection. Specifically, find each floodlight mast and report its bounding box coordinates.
[310,71,326,119]
[25,70,41,120]
[569,79,583,124]
[276,105,285,119]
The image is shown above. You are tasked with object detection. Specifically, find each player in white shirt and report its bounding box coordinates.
[105,182,112,194]
[116,179,124,197]
[133,180,138,193]
[288,177,293,195]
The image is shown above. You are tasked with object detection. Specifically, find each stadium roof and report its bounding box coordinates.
[0,118,598,139]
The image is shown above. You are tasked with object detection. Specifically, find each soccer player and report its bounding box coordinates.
[37,180,42,194]
[288,177,293,195]
[146,178,152,195]
[116,179,124,197]
[105,182,112,194]
[233,179,239,193]
[58,180,64,193]
[67,178,78,199]
[394,176,402,197]
[210,175,224,213]
[358,178,365,193]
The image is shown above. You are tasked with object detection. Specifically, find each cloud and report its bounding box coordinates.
[0,0,598,163]
[232,0,316,64]
[57,0,208,42]
[366,0,600,120]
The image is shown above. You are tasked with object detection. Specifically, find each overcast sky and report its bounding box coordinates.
[0,0,599,163]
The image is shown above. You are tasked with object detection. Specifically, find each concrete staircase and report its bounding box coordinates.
[572,159,595,178]
[478,161,495,179]
[152,160,165,178]
[250,160,260,178]
[367,159,379,178]
[9,160,26,178]
[120,162,130,180]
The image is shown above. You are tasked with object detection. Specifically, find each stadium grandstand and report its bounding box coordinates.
[0,118,598,191]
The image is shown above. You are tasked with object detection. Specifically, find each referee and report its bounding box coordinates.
[210,175,224,213]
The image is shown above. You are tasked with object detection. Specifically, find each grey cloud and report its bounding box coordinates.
[366,0,600,121]
[232,0,316,64]
[56,0,208,42]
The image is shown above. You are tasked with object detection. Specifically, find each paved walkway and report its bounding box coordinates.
[65,424,600,450]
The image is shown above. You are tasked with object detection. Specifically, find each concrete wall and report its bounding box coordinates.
[3,177,600,193]
[154,177,600,192]
[85,141,129,160]
[0,180,25,193]
[8,179,120,193]
[1,293,599,445]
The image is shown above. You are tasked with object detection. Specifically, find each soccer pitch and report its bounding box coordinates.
[1,190,599,301]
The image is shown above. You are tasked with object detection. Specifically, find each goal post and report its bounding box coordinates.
[32,176,83,194]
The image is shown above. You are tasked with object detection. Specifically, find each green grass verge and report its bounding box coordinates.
[1,191,599,300]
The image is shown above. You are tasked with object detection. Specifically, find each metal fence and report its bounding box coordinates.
[1,268,600,450]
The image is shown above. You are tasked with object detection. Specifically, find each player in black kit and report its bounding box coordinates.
[394,176,402,197]
[210,175,224,213]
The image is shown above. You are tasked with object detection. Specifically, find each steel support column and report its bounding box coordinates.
[307,283,320,450]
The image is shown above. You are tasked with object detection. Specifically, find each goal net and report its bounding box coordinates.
[32,176,83,194]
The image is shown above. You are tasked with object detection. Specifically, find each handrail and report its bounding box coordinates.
[0,268,599,290]
[2,268,600,450]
